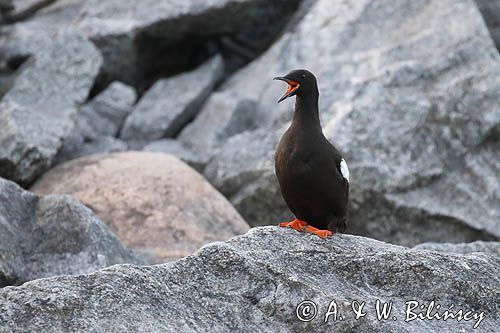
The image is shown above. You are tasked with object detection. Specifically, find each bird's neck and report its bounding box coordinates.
[292,93,321,130]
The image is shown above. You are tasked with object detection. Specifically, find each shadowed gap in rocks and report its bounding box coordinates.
[88,0,303,101]
[0,54,29,98]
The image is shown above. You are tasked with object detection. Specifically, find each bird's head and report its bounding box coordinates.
[273,69,318,103]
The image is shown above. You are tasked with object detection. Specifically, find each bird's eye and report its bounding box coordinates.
[301,74,306,78]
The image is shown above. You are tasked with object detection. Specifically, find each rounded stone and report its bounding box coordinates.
[31,152,249,263]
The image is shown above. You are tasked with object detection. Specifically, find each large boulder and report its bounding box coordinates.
[31,152,250,263]
[76,0,300,86]
[1,0,299,89]
[0,177,140,288]
[0,31,102,185]
[0,227,498,332]
[120,55,223,141]
[188,0,500,246]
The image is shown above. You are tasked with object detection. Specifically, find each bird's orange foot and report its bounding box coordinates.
[279,219,308,232]
[304,226,334,239]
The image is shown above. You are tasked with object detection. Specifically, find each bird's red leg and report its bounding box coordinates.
[279,219,308,232]
[304,225,334,239]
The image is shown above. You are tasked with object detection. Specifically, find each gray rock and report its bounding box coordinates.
[55,135,128,165]
[475,0,500,50]
[77,105,118,141]
[179,95,261,161]
[0,31,102,185]
[198,0,500,246]
[0,0,85,66]
[203,128,283,225]
[120,55,223,141]
[8,0,39,12]
[80,81,137,139]
[81,137,128,156]
[0,227,498,332]
[55,81,136,164]
[0,177,140,287]
[143,139,206,172]
[414,241,500,257]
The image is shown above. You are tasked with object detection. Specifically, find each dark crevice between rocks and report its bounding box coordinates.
[216,0,306,73]
[0,0,13,14]
[474,0,500,53]
[0,54,30,98]
[88,0,303,102]
[89,36,215,100]
[479,121,500,146]
[0,270,18,288]
[137,36,215,96]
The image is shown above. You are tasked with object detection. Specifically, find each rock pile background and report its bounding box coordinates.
[0,0,499,332]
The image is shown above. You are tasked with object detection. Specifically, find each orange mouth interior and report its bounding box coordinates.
[286,80,300,93]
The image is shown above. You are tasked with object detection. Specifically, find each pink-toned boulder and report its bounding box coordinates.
[31,152,249,263]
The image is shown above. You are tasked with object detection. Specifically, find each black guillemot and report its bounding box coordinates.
[274,69,349,238]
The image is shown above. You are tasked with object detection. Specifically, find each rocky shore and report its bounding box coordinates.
[0,1,499,332]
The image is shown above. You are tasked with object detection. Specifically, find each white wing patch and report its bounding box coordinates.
[340,158,349,183]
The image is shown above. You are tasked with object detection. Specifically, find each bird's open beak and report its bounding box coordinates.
[273,77,300,103]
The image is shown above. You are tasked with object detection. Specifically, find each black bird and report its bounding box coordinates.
[274,69,349,238]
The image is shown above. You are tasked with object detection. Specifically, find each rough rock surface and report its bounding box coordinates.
[179,95,261,164]
[0,0,86,65]
[0,177,140,287]
[121,55,223,141]
[78,81,137,139]
[0,227,498,332]
[31,152,250,263]
[195,0,500,246]
[143,139,205,172]
[414,241,500,257]
[0,31,102,185]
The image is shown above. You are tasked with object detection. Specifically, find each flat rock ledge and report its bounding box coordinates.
[1,227,498,333]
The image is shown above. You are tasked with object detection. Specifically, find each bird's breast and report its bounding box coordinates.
[276,138,313,182]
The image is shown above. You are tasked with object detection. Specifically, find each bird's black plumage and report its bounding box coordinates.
[274,69,349,234]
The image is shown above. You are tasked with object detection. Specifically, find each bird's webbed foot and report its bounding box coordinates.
[279,219,308,232]
[304,226,334,239]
